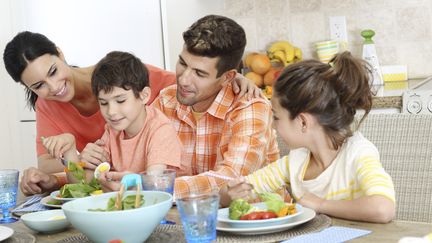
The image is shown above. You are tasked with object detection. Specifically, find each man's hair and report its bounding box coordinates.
[91,51,149,98]
[183,15,246,77]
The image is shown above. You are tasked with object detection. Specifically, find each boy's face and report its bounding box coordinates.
[98,86,149,138]
[175,46,233,112]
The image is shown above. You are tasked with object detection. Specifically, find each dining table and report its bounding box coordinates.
[4,204,432,243]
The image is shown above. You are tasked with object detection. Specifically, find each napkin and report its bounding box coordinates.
[12,194,50,212]
[281,226,371,243]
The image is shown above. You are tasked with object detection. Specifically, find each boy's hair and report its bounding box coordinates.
[274,51,373,149]
[3,31,60,110]
[92,51,149,98]
[183,15,246,77]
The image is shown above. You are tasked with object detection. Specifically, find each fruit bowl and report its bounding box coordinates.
[62,191,172,243]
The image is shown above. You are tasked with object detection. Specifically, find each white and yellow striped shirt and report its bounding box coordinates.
[246,132,395,203]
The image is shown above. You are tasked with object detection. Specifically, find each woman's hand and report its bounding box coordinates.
[41,133,76,159]
[80,139,109,169]
[232,73,263,100]
[219,177,254,207]
[20,167,58,196]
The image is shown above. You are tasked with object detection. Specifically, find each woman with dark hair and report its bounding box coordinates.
[3,31,176,174]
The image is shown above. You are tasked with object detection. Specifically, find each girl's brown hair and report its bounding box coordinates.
[274,51,373,149]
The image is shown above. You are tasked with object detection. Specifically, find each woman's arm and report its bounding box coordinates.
[37,154,65,174]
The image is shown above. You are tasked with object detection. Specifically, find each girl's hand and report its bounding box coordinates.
[219,177,254,207]
[232,73,263,100]
[41,133,76,159]
[98,171,131,192]
[297,192,325,212]
[80,139,109,169]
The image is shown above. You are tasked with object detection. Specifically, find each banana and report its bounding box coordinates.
[273,50,287,66]
[294,47,302,61]
[267,41,302,66]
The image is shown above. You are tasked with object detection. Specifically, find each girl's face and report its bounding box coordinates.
[20,54,75,102]
[271,95,305,150]
[98,86,149,138]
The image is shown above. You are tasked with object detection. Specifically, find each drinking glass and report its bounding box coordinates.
[176,192,220,243]
[0,169,19,224]
[141,169,176,224]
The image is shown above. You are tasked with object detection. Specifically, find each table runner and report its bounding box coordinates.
[58,214,331,243]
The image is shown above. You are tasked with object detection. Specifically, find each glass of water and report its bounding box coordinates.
[0,169,19,224]
[176,192,220,243]
[141,169,176,224]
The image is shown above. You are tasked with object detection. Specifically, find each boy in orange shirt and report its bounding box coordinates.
[41,51,183,187]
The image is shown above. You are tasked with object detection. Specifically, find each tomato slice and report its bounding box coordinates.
[260,211,277,219]
[240,212,262,220]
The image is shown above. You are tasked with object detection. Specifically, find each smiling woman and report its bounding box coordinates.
[3,31,176,177]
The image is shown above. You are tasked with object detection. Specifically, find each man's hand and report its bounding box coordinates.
[20,167,58,196]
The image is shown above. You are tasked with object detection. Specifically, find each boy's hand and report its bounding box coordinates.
[98,171,131,192]
[41,133,76,159]
[219,177,253,207]
[232,73,264,100]
[80,139,109,169]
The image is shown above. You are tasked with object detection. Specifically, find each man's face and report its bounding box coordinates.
[175,46,228,112]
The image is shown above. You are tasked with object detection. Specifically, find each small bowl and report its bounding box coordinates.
[21,209,70,233]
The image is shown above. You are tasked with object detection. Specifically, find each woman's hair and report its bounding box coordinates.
[91,51,149,98]
[183,15,246,77]
[274,51,373,149]
[3,31,60,110]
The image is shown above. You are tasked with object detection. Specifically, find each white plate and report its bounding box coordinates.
[216,207,316,235]
[0,226,14,241]
[50,190,76,202]
[218,202,302,228]
[40,195,63,209]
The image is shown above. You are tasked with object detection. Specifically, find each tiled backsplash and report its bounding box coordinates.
[223,0,432,78]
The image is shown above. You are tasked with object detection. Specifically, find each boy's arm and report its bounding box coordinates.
[174,100,279,198]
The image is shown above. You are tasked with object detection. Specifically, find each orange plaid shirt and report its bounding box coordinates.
[153,82,280,198]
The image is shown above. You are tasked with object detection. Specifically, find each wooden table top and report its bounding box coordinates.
[5,206,432,243]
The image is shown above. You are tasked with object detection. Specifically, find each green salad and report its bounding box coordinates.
[89,194,144,212]
[59,161,102,198]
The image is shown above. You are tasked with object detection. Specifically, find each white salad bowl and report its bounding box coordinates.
[21,209,70,233]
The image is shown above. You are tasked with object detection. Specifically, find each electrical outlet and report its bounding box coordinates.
[329,16,347,42]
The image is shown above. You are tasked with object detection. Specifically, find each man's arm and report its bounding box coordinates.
[174,100,279,198]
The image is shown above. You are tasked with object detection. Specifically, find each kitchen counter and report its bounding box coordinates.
[372,79,425,109]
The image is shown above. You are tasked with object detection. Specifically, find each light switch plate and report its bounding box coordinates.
[329,16,348,42]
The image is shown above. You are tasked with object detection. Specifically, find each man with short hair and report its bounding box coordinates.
[153,15,279,198]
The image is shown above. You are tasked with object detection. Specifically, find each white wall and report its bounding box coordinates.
[161,0,223,71]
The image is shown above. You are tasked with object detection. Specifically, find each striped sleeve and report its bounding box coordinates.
[245,156,290,194]
[355,152,396,203]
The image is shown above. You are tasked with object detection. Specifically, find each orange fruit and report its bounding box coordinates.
[250,54,271,75]
[245,71,264,88]
[263,68,278,86]
[244,52,258,68]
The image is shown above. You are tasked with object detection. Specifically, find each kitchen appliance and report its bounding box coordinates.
[402,76,432,114]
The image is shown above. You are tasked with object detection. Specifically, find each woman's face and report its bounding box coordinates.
[20,54,75,102]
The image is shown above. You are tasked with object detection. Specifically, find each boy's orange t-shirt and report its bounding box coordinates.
[35,64,176,156]
[100,106,183,172]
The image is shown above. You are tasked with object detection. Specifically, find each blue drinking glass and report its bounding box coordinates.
[176,192,220,243]
[141,169,176,224]
[0,170,19,224]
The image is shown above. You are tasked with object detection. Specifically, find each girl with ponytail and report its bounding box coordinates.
[220,52,396,223]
